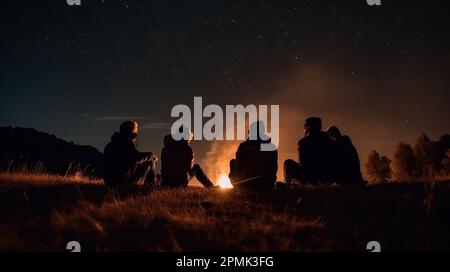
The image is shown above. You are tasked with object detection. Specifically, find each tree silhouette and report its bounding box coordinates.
[365,150,392,184]
[392,142,418,182]
[438,135,450,175]
[413,133,440,179]
[438,135,450,155]
[442,149,450,177]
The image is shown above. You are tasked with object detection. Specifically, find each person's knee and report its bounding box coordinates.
[149,160,156,170]
[284,159,302,183]
[139,161,152,171]
[229,159,236,174]
[229,159,236,168]
[283,159,297,170]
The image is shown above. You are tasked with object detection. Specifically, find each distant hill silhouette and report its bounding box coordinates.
[0,127,102,177]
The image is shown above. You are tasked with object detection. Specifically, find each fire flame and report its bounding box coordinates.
[217,173,233,189]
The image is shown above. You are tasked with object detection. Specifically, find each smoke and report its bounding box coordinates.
[196,55,450,181]
[201,141,240,183]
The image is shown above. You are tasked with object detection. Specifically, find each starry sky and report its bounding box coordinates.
[1,0,450,178]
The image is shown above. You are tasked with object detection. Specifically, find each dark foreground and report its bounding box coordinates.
[0,173,449,251]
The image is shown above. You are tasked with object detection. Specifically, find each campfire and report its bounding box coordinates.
[217,173,233,189]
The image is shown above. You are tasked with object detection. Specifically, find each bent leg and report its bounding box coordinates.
[283,159,303,184]
[192,164,214,188]
[129,161,155,187]
[144,160,158,188]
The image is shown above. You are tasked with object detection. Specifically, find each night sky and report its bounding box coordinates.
[1,0,450,179]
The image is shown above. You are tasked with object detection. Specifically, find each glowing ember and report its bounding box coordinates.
[217,174,233,189]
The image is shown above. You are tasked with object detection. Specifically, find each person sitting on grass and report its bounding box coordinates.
[326,126,365,186]
[103,121,158,189]
[228,121,278,190]
[160,126,214,188]
[283,117,335,185]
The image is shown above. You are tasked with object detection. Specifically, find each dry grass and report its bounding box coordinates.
[0,172,329,251]
[0,172,102,186]
[48,189,329,251]
[0,172,449,252]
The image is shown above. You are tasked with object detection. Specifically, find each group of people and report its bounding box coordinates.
[283,117,364,186]
[102,117,364,190]
[103,121,214,189]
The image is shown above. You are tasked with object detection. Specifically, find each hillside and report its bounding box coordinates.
[0,127,102,177]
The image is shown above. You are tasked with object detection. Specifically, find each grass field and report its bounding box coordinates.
[0,172,449,252]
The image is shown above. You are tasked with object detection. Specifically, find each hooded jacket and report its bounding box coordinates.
[297,131,335,183]
[232,137,278,189]
[333,135,364,185]
[103,132,148,185]
[161,135,195,187]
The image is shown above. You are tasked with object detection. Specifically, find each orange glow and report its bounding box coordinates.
[217,173,233,189]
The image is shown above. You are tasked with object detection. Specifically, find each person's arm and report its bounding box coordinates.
[129,140,156,164]
[137,152,158,164]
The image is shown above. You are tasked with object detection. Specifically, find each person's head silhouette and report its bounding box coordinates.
[326,126,342,141]
[119,121,139,146]
[173,125,193,143]
[120,121,139,139]
[248,120,270,141]
[304,117,322,136]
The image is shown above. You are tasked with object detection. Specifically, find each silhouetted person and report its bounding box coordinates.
[161,127,214,188]
[103,121,158,189]
[326,126,365,186]
[284,117,335,184]
[229,121,278,190]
